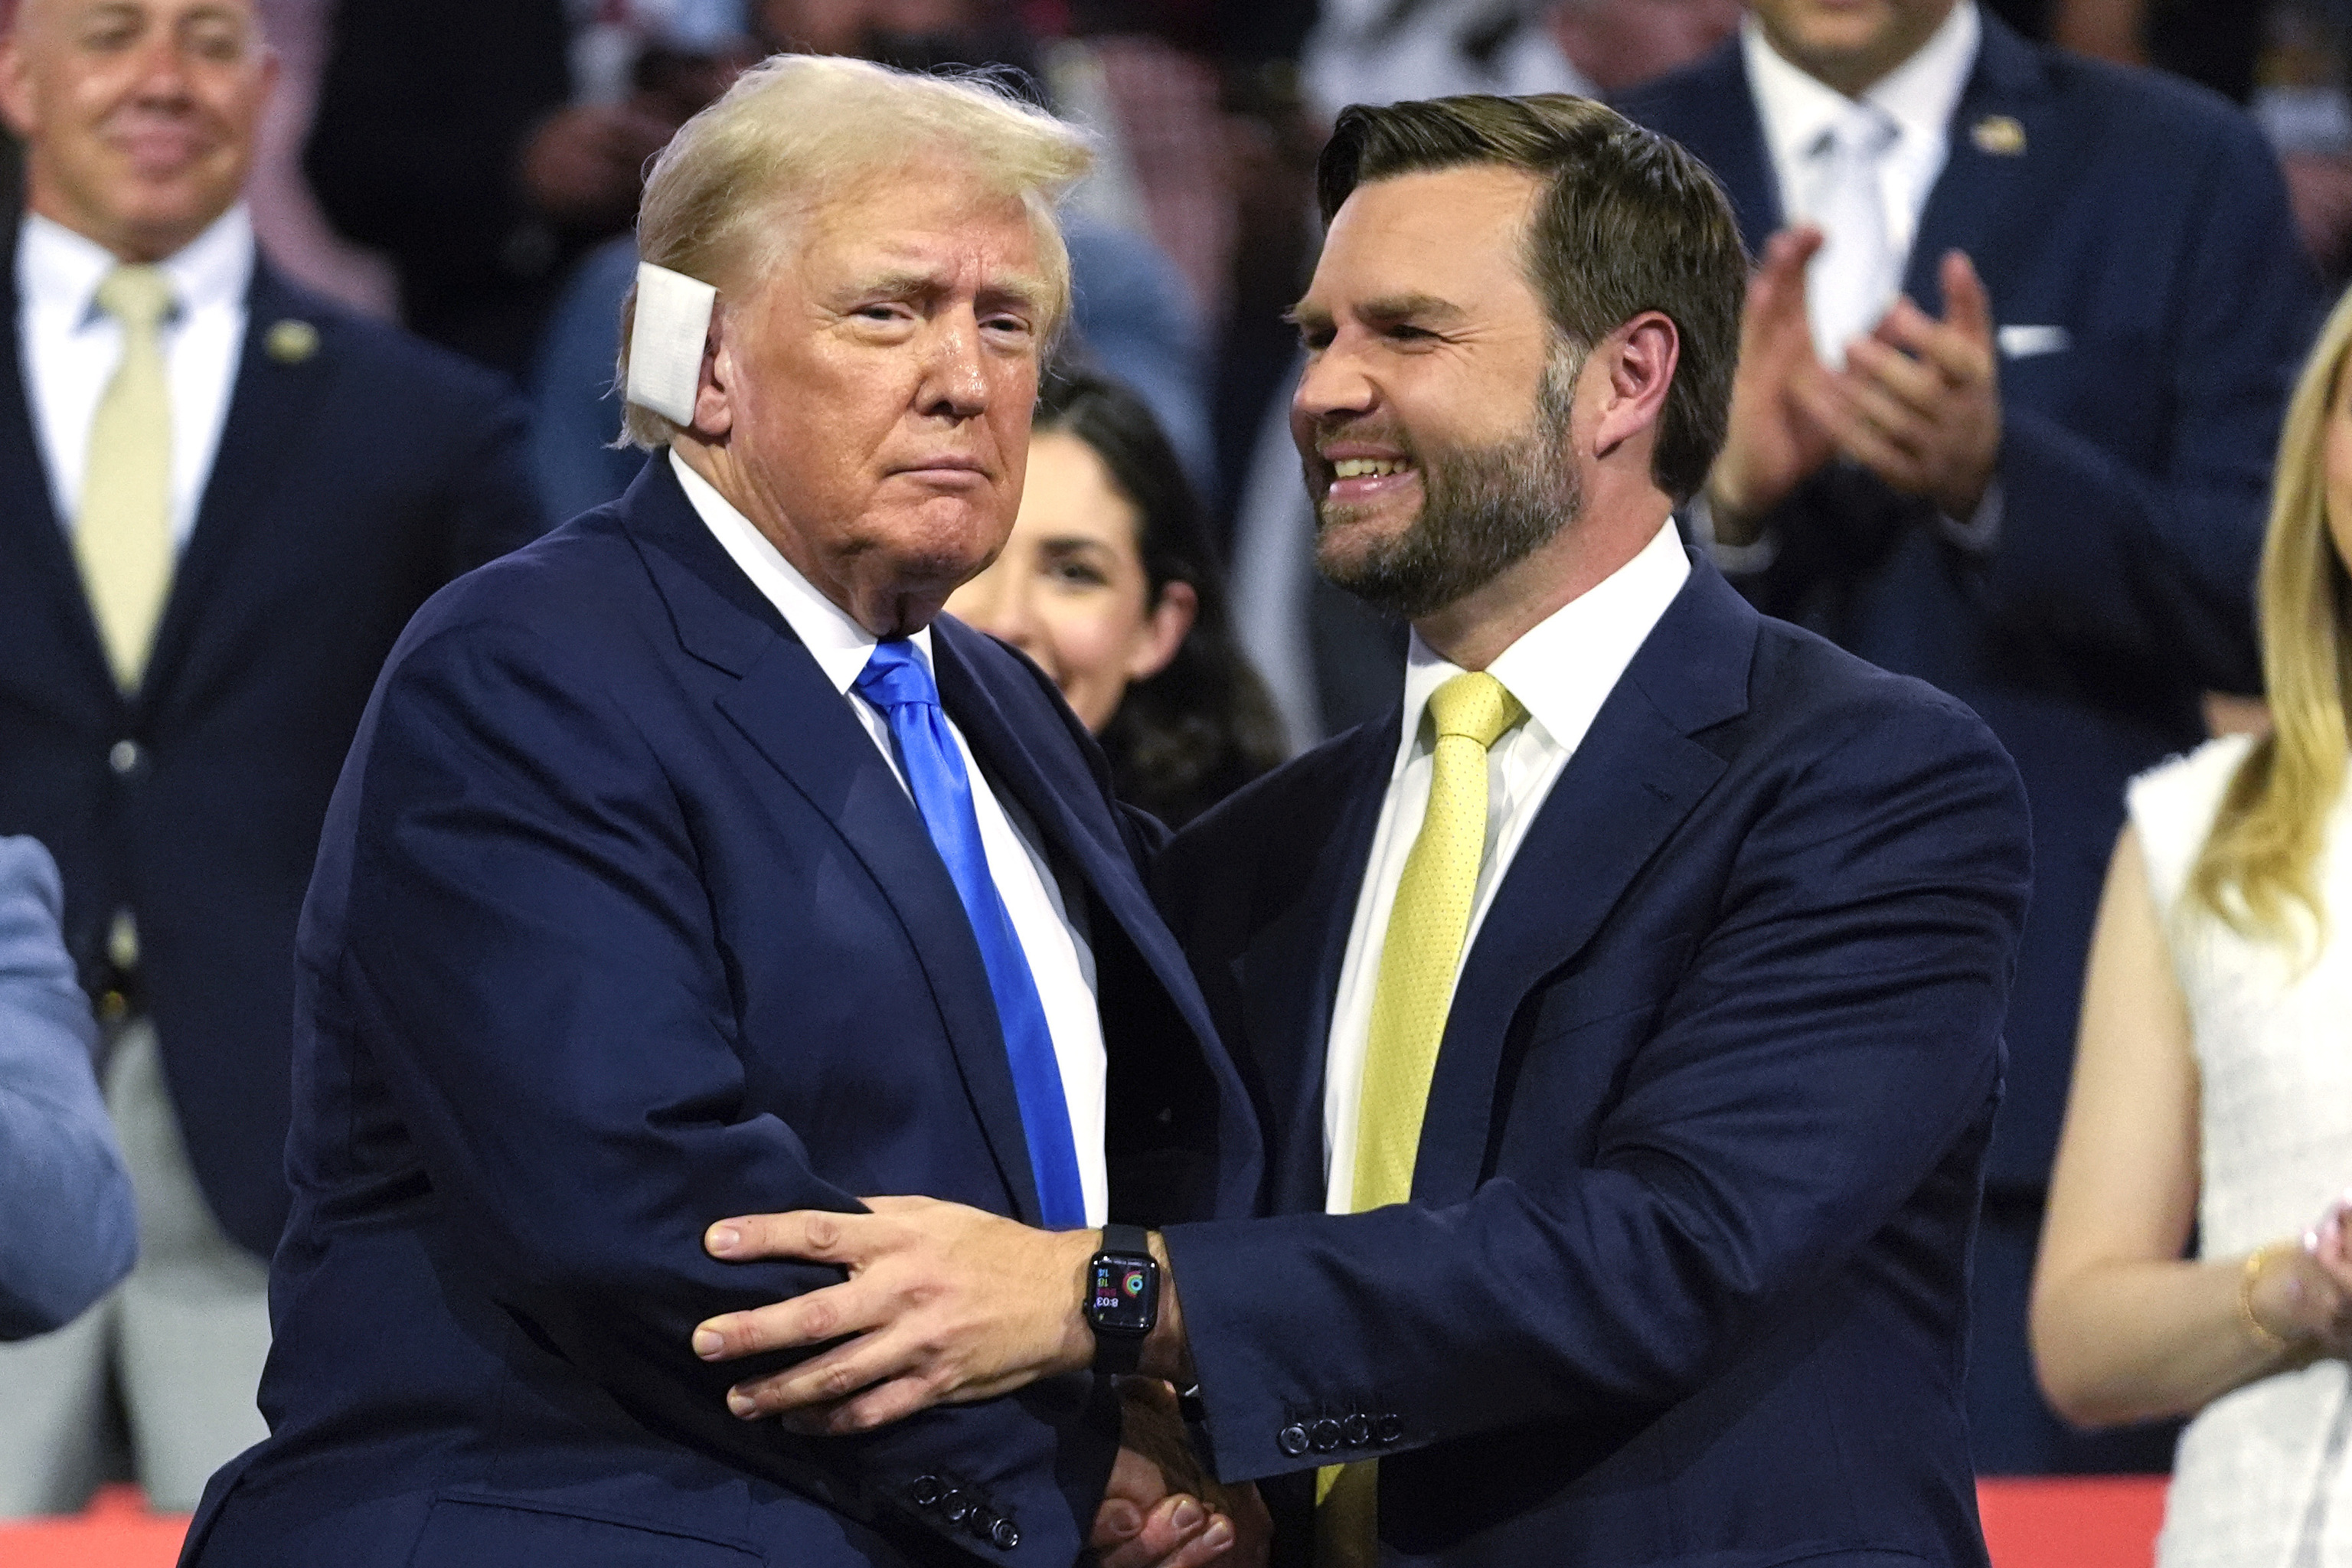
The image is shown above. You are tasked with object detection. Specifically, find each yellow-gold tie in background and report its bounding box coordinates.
[1317,669,1525,1568]
[74,264,177,692]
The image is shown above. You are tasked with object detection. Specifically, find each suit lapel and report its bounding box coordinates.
[1410,564,1756,1208]
[1901,16,2052,310]
[1251,722,1395,1215]
[622,464,1047,1224]
[934,623,1265,1219]
[142,262,335,714]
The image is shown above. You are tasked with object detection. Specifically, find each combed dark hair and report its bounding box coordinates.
[1316,93,1746,502]
[1035,368,1289,827]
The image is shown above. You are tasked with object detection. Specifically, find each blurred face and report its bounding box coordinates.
[1547,0,1743,96]
[1291,164,1585,621]
[0,0,276,262]
[944,430,1194,731]
[1748,0,1956,96]
[704,161,1050,635]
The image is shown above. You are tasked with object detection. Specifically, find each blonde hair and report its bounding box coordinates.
[2186,285,2352,953]
[617,54,1091,448]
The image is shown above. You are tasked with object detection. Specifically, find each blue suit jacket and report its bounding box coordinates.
[1616,19,2319,1185]
[0,246,544,1257]
[181,460,1261,1566]
[0,835,134,1339]
[1156,563,2032,1566]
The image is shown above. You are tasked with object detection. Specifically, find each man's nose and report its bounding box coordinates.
[128,35,198,103]
[917,315,990,420]
[1293,341,1378,426]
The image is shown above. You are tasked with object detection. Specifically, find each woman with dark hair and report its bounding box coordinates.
[949,368,1288,826]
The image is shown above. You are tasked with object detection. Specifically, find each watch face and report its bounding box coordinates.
[1089,1255,1155,1334]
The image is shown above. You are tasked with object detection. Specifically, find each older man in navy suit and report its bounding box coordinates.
[181,53,1261,1568]
[692,94,2034,1567]
[1613,0,2321,1472]
[0,0,540,1514]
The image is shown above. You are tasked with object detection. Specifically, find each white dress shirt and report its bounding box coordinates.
[1322,519,1690,1211]
[671,452,1110,1226]
[1700,4,2002,560]
[18,205,253,550]
[1743,2,1979,286]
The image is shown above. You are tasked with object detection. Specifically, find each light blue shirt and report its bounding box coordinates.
[0,836,136,1338]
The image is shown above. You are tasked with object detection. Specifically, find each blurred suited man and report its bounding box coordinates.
[1616,0,2322,1471]
[0,0,541,1514]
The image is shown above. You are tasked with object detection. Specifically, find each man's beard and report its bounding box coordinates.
[1312,362,1582,622]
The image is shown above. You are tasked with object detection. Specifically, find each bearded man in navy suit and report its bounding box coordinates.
[691,95,2034,1567]
[1612,0,2321,1472]
[181,53,1262,1568]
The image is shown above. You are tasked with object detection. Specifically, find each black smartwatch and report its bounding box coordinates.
[1085,1223,1159,1374]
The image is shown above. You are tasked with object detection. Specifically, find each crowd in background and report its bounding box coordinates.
[8,0,2352,1528]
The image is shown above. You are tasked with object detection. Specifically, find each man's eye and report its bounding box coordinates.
[1296,326,1334,351]
[1385,324,1433,342]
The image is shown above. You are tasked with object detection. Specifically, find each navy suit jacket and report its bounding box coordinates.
[181,460,1261,1566]
[1156,562,2032,1566]
[0,244,541,1257]
[1617,19,2319,1185]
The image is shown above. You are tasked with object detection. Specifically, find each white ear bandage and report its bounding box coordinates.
[626,262,720,426]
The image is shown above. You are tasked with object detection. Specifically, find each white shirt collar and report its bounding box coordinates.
[17,204,255,325]
[1743,1,1979,181]
[667,449,934,693]
[1391,518,1691,776]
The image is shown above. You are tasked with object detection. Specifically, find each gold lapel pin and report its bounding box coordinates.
[1971,115,2027,156]
[266,318,319,364]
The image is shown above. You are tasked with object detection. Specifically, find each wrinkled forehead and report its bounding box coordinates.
[15,0,266,38]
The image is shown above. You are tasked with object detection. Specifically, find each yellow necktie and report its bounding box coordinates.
[74,265,177,692]
[1318,669,1525,1568]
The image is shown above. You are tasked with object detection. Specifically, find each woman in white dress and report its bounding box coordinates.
[2034,286,2352,1566]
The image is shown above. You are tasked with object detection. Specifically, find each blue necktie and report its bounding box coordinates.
[853,639,1087,1229]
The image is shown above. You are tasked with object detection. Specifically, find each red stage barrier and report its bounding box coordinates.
[0,1476,2172,1567]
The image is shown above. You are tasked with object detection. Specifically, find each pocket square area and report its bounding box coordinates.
[1998,324,2071,358]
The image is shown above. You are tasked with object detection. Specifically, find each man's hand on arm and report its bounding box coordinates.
[1799,250,2002,523]
[1704,225,1839,544]
[691,1196,1192,1427]
[695,1198,1257,1564]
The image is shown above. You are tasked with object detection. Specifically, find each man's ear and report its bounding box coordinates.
[0,33,38,140]
[1591,311,1679,462]
[688,309,733,440]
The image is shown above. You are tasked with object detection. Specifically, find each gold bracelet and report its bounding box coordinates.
[2240,1241,2300,1355]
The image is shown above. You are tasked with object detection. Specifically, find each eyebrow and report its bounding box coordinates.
[1284,292,1468,329]
[850,268,1054,315]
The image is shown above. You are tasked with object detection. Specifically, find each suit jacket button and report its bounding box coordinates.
[991,1517,1020,1550]
[968,1505,1001,1541]
[1277,1423,1309,1456]
[910,1475,942,1508]
[1311,1419,1341,1452]
[941,1489,974,1524]
[1343,1414,1373,1447]
[1376,1413,1403,1445]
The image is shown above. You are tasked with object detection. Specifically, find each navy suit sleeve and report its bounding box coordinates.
[0,837,136,1341]
[1161,693,2030,1482]
[335,616,1111,1562]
